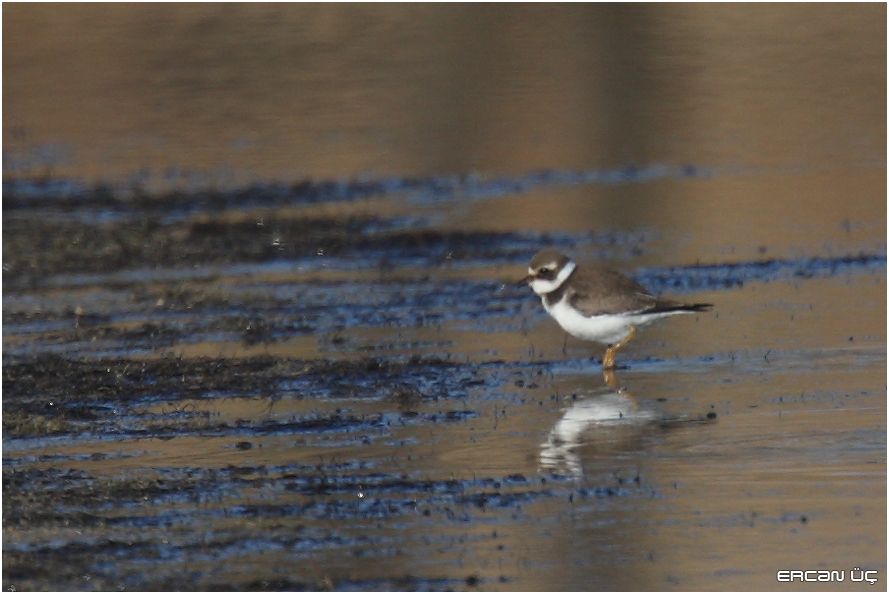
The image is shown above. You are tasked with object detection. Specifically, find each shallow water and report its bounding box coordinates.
[3,4,886,591]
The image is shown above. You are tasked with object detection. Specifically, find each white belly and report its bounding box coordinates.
[543,296,685,345]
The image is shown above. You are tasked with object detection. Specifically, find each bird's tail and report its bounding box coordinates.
[647,302,713,314]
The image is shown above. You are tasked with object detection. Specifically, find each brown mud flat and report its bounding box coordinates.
[3,174,886,591]
[3,214,567,287]
[5,4,887,589]
[3,355,478,440]
[4,351,658,591]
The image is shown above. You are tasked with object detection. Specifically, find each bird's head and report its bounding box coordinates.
[518,248,576,295]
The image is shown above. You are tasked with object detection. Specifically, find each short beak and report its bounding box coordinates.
[516,274,534,287]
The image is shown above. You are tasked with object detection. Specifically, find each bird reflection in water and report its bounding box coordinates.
[539,370,657,478]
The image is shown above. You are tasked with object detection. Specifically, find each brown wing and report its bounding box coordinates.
[566,267,657,316]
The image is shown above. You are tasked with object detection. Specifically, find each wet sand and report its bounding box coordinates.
[4,169,885,590]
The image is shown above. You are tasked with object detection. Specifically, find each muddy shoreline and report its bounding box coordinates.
[4,175,886,590]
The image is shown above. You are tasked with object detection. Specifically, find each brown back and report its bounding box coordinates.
[544,265,657,316]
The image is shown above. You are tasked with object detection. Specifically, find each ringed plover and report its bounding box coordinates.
[520,248,712,370]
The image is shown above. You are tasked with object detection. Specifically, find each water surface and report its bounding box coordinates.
[3,4,886,591]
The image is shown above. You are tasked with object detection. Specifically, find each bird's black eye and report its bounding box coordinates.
[538,267,551,274]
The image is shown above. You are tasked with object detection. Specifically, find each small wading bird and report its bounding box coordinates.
[519,248,712,371]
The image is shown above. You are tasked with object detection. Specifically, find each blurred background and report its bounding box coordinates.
[3,4,886,591]
[5,4,884,185]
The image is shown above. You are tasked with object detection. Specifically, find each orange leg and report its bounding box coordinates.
[602,326,636,370]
